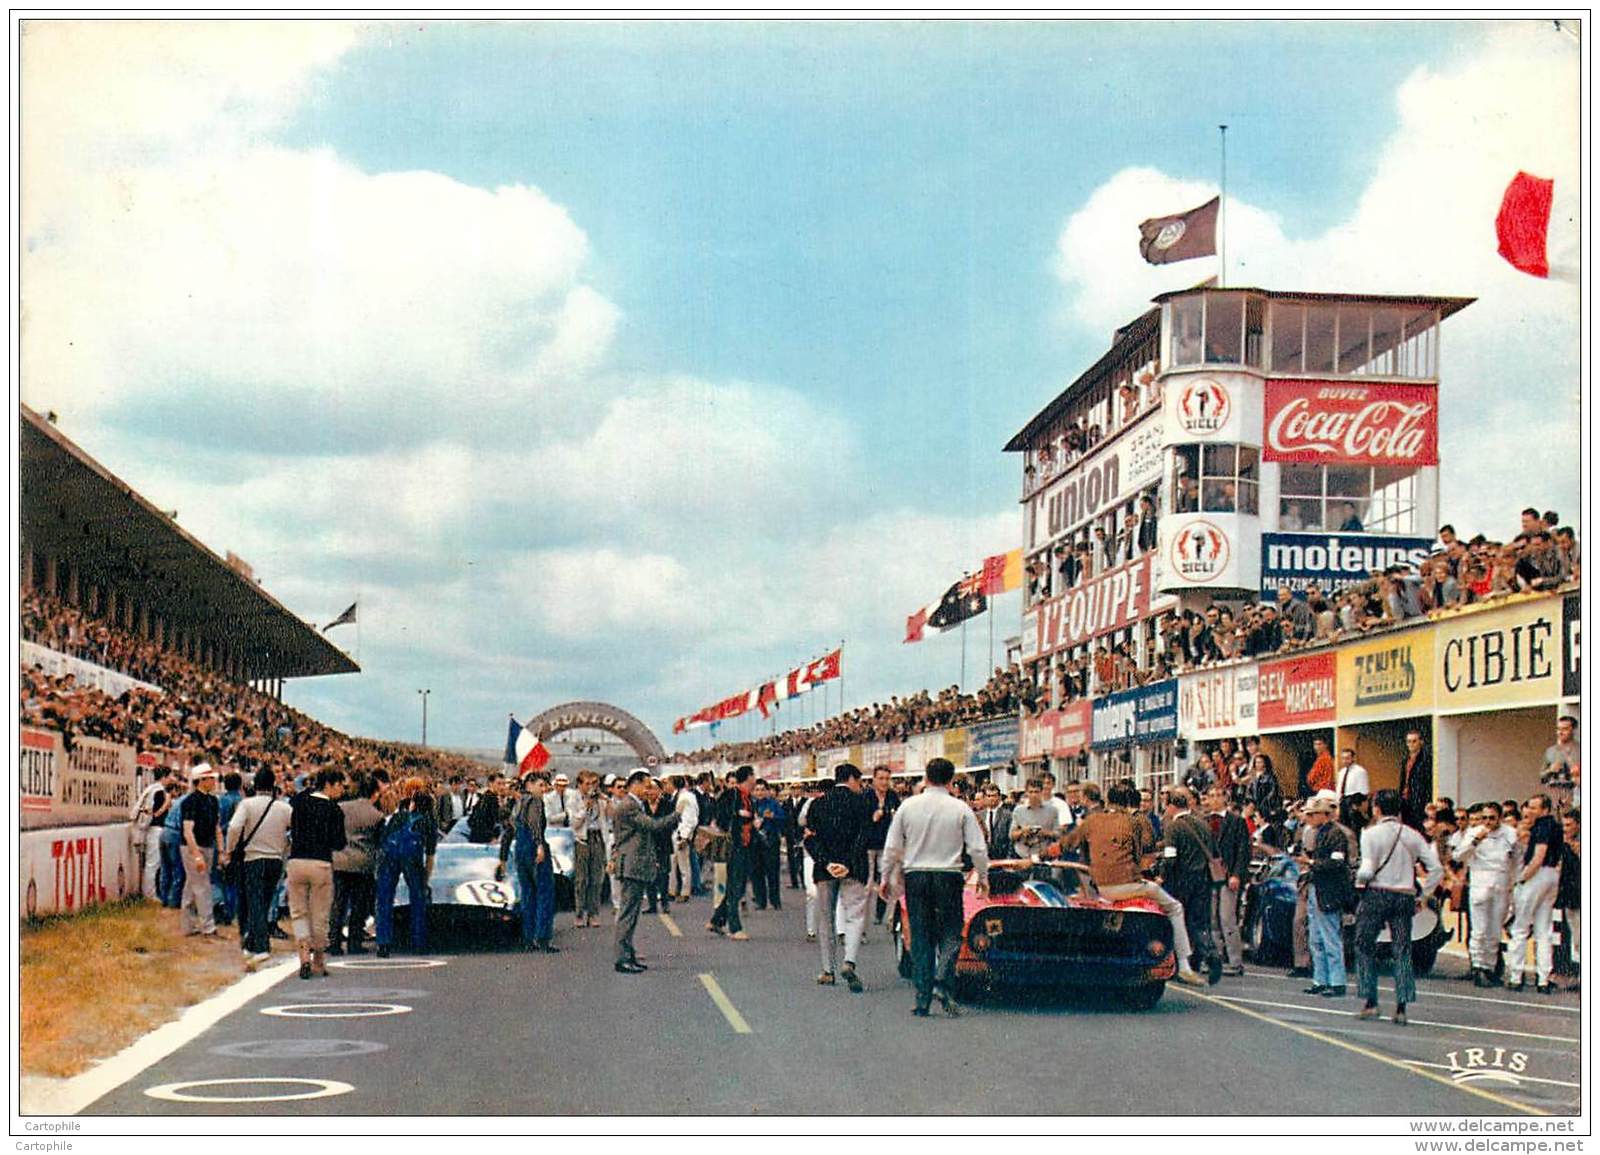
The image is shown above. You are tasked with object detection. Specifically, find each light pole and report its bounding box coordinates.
[417,688,431,747]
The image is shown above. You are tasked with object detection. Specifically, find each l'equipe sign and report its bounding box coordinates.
[1260,532,1434,599]
[1263,380,1439,465]
[1030,553,1177,659]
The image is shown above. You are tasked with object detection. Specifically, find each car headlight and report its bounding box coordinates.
[969,932,992,953]
[1148,939,1167,957]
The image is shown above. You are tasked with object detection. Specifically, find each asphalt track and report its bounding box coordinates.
[84,889,1580,1118]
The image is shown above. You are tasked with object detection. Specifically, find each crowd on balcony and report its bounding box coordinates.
[1021,361,1160,499]
[19,588,483,784]
[677,665,1033,766]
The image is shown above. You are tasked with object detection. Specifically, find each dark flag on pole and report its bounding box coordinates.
[1138,195,1220,265]
[323,602,358,633]
[927,574,987,631]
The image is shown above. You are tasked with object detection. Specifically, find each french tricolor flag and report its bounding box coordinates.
[504,716,551,775]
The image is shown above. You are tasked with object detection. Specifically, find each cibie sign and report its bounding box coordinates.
[1263,380,1438,466]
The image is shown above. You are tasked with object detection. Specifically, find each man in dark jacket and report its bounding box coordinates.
[862,765,900,926]
[803,763,873,992]
[609,770,683,973]
[1161,786,1224,984]
[497,772,557,953]
[707,766,759,940]
[1203,784,1252,976]
[644,778,676,915]
[1400,729,1433,832]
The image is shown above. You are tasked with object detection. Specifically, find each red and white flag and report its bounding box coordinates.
[505,718,551,775]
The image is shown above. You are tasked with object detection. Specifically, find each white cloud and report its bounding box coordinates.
[1053,22,1580,534]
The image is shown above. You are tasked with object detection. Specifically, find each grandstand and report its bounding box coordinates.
[19,404,357,695]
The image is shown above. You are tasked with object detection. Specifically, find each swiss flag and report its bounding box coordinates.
[804,648,842,685]
[1496,171,1554,278]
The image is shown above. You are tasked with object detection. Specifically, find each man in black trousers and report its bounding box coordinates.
[879,758,988,1016]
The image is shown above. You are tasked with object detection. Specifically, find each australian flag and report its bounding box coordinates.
[927,573,987,631]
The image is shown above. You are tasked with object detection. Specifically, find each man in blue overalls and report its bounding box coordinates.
[498,771,559,953]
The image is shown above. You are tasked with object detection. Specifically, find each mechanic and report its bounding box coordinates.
[1045,781,1207,987]
[880,757,989,1018]
[498,770,559,953]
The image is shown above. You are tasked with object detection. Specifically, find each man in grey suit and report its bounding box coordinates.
[611,770,683,974]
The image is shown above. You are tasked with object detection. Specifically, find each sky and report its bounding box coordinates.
[19,19,1582,754]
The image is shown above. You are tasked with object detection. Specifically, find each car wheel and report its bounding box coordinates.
[892,907,912,979]
[1122,982,1164,1011]
[1247,906,1279,965]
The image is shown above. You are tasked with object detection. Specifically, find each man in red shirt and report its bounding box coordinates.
[1306,736,1336,795]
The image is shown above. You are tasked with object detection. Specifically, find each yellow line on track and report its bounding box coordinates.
[658,912,683,937]
[1172,986,1546,1116]
[698,972,752,1035]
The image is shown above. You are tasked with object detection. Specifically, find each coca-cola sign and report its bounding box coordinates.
[1263,380,1438,465]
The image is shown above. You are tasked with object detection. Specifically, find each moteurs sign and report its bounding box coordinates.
[1260,532,1433,599]
[1263,380,1438,465]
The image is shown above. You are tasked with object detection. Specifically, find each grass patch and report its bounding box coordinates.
[21,900,249,1078]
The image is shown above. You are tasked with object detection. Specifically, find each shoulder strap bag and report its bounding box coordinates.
[225,799,274,884]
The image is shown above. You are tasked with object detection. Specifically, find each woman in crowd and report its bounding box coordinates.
[285,767,347,979]
[374,777,437,958]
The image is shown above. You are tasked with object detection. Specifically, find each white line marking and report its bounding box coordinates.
[698,973,752,1034]
[1209,994,1578,1044]
[260,1002,412,1019]
[1244,971,1580,1013]
[327,958,447,970]
[1398,1061,1581,1091]
[145,1077,354,1103]
[19,959,299,1117]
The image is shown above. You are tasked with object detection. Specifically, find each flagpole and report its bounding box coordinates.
[988,600,995,679]
[960,617,968,693]
[1218,123,1228,288]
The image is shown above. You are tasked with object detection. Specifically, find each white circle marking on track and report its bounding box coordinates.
[327,958,448,970]
[145,1077,354,1103]
[260,1002,412,1019]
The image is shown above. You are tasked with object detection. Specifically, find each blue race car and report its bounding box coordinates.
[1241,848,1448,975]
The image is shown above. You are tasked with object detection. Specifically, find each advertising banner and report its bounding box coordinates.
[1091,680,1178,749]
[1019,701,1093,761]
[778,754,811,780]
[20,727,144,831]
[905,732,944,774]
[19,822,137,918]
[1159,514,1257,591]
[860,741,906,773]
[1257,652,1338,731]
[1337,628,1434,722]
[1435,598,1563,715]
[1161,371,1260,445]
[1260,532,1434,600]
[1263,379,1439,465]
[942,727,968,766]
[1178,662,1260,740]
[21,641,162,699]
[965,718,1020,767]
[1026,412,1163,550]
[1564,593,1581,701]
[816,748,851,775]
[1031,553,1178,659]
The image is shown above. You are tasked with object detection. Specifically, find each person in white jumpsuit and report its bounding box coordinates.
[1450,802,1518,986]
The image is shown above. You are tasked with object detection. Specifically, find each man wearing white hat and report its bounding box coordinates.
[179,764,222,937]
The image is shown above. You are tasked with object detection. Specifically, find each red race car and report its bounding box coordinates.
[891,859,1177,1010]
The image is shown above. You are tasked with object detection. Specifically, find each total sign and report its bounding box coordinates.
[1158,513,1258,591]
[1161,370,1260,446]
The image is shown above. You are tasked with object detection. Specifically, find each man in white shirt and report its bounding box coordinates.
[670,776,699,902]
[1451,801,1518,987]
[1007,779,1060,858]
[1039,772,1077,830]
[1336,748,1371,831]
[544,773,582,831]
[1354,789,1442,1024]
[880,758,988,1017]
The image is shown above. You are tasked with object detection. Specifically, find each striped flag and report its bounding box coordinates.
[504,717,551,775]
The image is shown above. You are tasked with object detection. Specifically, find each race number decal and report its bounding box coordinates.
[455,880,515,908]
